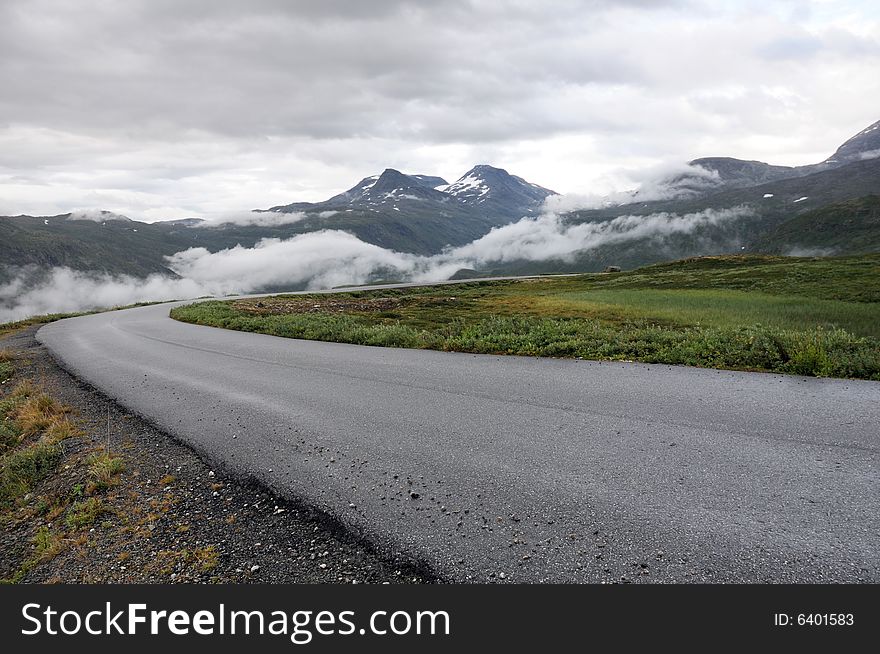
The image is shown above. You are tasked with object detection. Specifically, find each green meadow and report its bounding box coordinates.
[171,254,880,380]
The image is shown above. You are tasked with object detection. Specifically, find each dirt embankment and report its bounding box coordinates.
[0,327,433,584]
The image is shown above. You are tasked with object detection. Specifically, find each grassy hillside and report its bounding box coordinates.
[0,216,186,278]
[756,195,880,255]
[580,253,880,303]
[171,254,880,380]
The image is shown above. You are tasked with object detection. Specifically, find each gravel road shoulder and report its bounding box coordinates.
[0,326,435,584]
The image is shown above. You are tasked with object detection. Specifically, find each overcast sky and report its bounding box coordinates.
[1,0,878,221]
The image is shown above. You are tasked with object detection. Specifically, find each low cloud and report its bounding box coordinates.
[172,205,753,288]
[1,205,754,322]
[196,210,308,228]
[167,231,415,293]
[0,267,204,323]
[416,205,751,279]
[786,246,837,257]
[66,209,131,222]
[543,162,720,213]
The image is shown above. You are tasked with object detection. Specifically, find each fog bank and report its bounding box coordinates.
[1,205,753,322]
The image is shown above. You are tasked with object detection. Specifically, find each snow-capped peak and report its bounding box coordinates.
[323,169,450,208]
[439,164,557,211]
[445,172,491,200]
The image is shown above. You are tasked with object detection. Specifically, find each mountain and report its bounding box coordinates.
[0,214,187,278]
[270,164,555,224]
[1,163,558,279]
[263,167,521,254]
[255,164,557,253]
[1,119,879,286]
[497,152,880,275]
[825,119,880,165]
[685,157,801,189]
[313,169,450,208]
[671,120,880,194]
[441,164,556,221]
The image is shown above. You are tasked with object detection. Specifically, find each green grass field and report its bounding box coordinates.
[171,254,880,380]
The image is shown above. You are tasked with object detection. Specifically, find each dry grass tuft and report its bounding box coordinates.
[87,453,126,493]
[10,379,36,400]
[15,393,65,437]
[44,418,81,444]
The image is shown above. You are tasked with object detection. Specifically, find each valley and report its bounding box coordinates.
[3,122,880,283]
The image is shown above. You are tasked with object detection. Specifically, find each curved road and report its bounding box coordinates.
[37,294,879,582]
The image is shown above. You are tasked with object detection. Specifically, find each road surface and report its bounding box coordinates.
[37,293,879,582]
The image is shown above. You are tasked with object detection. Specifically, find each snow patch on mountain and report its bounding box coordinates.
[446,173,491,199]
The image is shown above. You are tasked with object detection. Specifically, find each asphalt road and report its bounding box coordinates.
[37,293,879,582]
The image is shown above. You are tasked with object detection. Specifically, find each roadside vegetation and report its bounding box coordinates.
[0,347,213,584]
[171,254,880,380]
[0,357,99,582]
[0,342,429,584]
[0,313,86,339]
[0,350,13,384]
[0,300,173,338]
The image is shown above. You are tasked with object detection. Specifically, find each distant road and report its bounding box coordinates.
[37,285,879,582]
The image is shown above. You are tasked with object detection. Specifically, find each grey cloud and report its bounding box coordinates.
[757,35,824,60]
[542,161,720,213]
[0,0,666,143]
[418,206,753,278]
[66,209,131,222]
[0,0,878,218]
[0,267,205,322]
[197,210,308,228]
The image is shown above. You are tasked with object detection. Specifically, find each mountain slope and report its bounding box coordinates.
[826,119,880,165]
[673,119,880,194]
[299,169,451,209]
[0,214,188,279]
[686,157,801,189]
[756,195,880,255]
[480,156,880,275]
